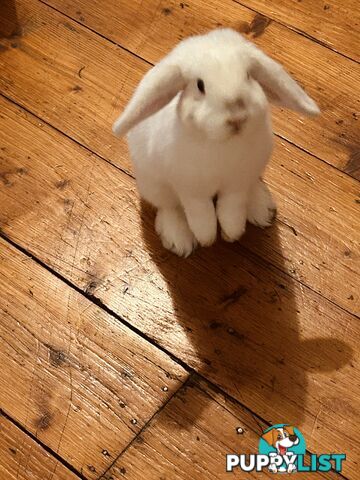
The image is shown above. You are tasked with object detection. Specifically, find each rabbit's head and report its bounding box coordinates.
[113,29,319,141]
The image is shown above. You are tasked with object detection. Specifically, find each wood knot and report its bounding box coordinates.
[46,344,67,367]
[35,411,54,431]
[55,179,70,190]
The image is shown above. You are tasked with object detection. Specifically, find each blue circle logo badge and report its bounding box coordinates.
[259,424,306,473]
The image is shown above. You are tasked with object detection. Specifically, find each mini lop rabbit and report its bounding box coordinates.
[113,29,319,256]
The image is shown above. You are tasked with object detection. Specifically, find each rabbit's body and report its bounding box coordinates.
[130,94,273,206]
[114,29,319,256]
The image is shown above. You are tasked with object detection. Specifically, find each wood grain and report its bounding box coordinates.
[102,377,339,480]
[35,0,360,175]
[1,77,358,317]
[0,238,187,478]
[0,413,79,480]
[0,98,359,476]
[234,0,360,62]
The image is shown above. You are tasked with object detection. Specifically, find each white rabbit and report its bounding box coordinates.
[113,28,319,257]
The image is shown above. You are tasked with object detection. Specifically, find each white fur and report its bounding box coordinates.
[113,29,319,256]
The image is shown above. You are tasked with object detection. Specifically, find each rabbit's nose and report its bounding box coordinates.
[226,117,246,134]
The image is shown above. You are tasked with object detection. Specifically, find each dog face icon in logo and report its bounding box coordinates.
[259,424,306,473]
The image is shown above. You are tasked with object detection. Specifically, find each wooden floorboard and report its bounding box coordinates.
[233,0,360,62]
[0,237,188,478]
[0,413,80,480]
[0,97,359,476]
[101,376,339,480]
[35,0,360,176]
[1,85,358,314]
[0,0,359,478]
[0,1,359,314]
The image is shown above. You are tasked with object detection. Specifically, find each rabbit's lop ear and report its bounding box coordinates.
[113,63,185,137]
[250,48,320,116]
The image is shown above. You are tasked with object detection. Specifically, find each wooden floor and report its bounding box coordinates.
[0,0,359,478]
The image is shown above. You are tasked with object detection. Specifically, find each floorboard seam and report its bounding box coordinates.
[96,375,195,480]
[0,93,358,320]
[37,0,153,67]
[38,0,360,66]
[33,2,360,181]
[193,377,348,479]
[0,230,192,372]
[0,93,132,178]
[0,3,356,477]
[2,90,357,185]
[0,408,86,480]
[0,233,351,479]
[231,0,360,65]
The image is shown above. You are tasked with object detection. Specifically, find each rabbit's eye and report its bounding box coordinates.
[197,79,205,94]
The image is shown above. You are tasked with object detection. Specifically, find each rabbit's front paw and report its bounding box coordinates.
[182,199,217,247]
[193,222,217,247]
[220,220,246,242]
[247,180,277,228]
[155,208,197,257]
[217,194,247,242]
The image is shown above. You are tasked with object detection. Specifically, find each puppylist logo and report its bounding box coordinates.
[226,424,346,474]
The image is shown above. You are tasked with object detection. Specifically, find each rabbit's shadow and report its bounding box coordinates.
[140,199,352,430]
